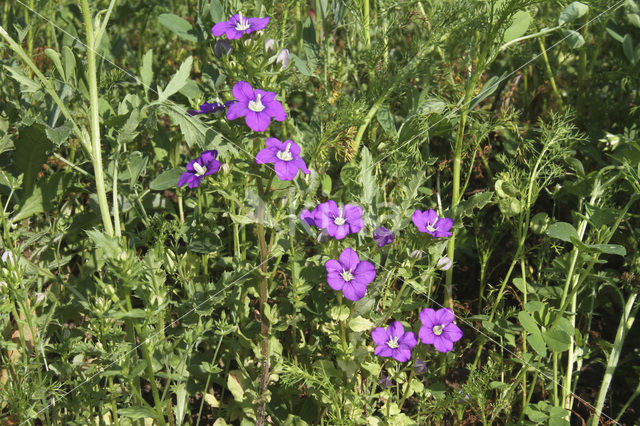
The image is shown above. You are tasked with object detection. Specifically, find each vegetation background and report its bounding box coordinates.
[1,0,640,424]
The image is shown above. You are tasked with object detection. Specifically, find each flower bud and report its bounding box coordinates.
[214,40,231,57]
[437,257,452,271]
[410,249,423,260]
[264,38,278,52]
[276,48,290,70]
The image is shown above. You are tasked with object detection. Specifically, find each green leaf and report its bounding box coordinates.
[159,56,193,101]
[470,74,503,109]
[558,2,589,25]
[359,147,375,206]
[150,167,183,190]
[543,328,571,352]
[527,332,547,357]
[15,124,52,198]
[4,65,41,93]
[118,406,156,420]
[455,191,494,218]
[140,49,153,95]
[292,53,313,76]
[86,229,122,259]
[107,309,147,319]
[227,371,245,401]
[46,121,74,146]
[588,244,626,256]
[209,0,225,22]
[376,105,398,138]
[623,34,636,64]
[44,48,65,81]
[629,12,640,28]
[158,13,197,42]
[561,29,585,49]
[62,46,76,82]
[503,10,531,43]
[348,316,374,332]
[546,222,579,243]
[517,311,540,335]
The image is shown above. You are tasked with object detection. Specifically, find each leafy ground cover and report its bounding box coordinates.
[1,0,640,424]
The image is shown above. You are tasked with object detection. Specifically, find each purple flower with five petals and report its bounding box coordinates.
[412,209,453,238]
[418,308,463,353]
[256,138,310,181]
[371,321,418,362]
[211,13,269,40]
[325,248,376,301]
[314,200,364,240]
[178,150,221,188]
[226,81,286,132]
[373,226,395,247]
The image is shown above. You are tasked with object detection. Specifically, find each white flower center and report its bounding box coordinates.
[387,337,399,349]
[340,269,354,282]
[235,13,250,31]
[276,143,293,161]
[193,162,207,177]
[248,93,265,112]
[333,207,346,226]
[433,324,444,336]
[426,220,436,232]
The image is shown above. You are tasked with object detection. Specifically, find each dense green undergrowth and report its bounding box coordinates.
[1,0,640,424]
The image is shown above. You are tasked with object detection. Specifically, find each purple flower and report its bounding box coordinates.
[178,150,221,188]
[300,208,317,227]
[214,39,232,57]
[314,200,364,240]
[211,13,269,40]
[373,226,395,247]
[411,209,453,238]
[187,101,236,116]
[418,308,463,353]
[414,358,428,373]
[371,321,418,362]
[325,248,376,301]
[226,81,286,132]
[255,138,310,181]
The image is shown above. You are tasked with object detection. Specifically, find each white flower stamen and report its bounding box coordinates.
[193,162,207,177]
[340,269,354,282]
[234,13,250,31]
[433,324,444,336]
[333,207,346,226]
[248,93,266,112]
[426,221,436,232]
[276,143,293,161]
[387,337,399,349]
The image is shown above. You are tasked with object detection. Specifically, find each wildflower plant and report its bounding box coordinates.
[1,0,638,425]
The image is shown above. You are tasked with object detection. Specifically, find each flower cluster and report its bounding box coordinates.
[179,13,311,188]
[372,308,463,363]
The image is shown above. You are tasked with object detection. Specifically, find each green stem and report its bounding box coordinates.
[378,278,409,326]
[363,0,370,47]
[589,293,638,425]
[80,0,114,237]
[398,368,415,411]
[256,181,270,426]
[125,295,165,425]
[537,37,563,108]
[445,70,482,309]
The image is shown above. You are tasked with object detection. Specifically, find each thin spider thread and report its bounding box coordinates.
[11,0,281,176]
[367,0,627,173]
[360,253,619,425]
[10,0,625,424]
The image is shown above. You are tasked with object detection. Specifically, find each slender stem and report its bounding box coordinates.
[398,368,415,410]
[446,69,482,309]
[363,0,370,47]
[80,0,114,237]
[537,37,563,108]
[590,294,638,425]
[379,278,409,326]
[125,295,165,425]
[255,181,270,426]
